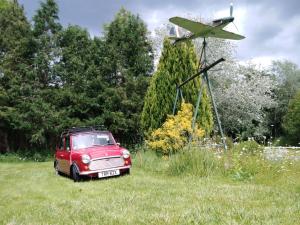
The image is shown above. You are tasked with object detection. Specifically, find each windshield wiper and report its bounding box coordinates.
[92,143,115,146]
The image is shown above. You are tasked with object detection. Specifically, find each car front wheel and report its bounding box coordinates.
[71,165,81,182]
[122,168,130,176]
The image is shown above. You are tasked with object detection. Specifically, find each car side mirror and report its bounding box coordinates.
[116,142,120,146]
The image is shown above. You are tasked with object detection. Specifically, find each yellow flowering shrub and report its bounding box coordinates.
[146,102,205,155]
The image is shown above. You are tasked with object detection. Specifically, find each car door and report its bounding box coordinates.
[60,135,71,175]
[56,137,65,172]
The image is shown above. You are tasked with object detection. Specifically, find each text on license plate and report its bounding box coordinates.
[98,169,120,178]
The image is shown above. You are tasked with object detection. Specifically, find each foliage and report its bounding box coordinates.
[212,63,277,139]
[33,0,62,87]
[146,102,204,155]
[141,38,213,135]
[104,7,153,79]
[266,60,300,138]
[100,8,153,143]
[0,2,154,152]
[0,0,35,151]
[282,90,300,145]
[0,150,51,162]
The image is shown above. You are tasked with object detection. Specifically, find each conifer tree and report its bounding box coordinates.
[0,0,34,151]
[33,0,62,87]
[102,8,154,143]
[141,38,213,135]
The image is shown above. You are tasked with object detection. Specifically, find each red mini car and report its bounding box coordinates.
[54,127,131,182]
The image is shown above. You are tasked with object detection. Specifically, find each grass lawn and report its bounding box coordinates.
[0,159,299,225]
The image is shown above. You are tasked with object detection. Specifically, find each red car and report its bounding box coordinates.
[54,127,131,182]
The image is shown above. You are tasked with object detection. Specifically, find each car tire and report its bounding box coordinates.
[123,168,130,176]
[71,165,81,182]
[54,161,60,175]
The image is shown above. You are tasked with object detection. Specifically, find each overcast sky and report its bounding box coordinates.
[19,0,300,67]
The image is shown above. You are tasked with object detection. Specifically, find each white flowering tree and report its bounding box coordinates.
[211,63,277,138]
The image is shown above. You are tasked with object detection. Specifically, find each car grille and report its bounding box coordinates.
[89,157,124,171]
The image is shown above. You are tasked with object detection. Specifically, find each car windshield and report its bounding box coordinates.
[72,132,116,150]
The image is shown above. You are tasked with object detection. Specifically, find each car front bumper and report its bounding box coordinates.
[79,165,131,175]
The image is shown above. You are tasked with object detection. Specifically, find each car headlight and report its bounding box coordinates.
[81,154,91,164]
[122,149,130,159]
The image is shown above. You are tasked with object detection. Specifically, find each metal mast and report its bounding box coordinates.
[173,38,227,150]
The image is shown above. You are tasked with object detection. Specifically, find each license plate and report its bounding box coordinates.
[98,169,120,178]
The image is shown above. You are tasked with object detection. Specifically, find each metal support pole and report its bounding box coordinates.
[191,77,204,132]
[179,88,184,101]
[204,71,227,150]
[202,38,227,150]
[178,58,224,88]
[173,87,179,115]
[172,37,227,150]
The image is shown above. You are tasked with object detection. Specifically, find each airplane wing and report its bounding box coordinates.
[168,36,179,40]
[209,29,245,40]
[169,17,211,33]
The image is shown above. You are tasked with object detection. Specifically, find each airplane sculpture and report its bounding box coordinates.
[169,4,245,44]
[169,4,245,150]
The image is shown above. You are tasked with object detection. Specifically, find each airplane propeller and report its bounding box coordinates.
[230,3,233,17]
[230,3,240,33]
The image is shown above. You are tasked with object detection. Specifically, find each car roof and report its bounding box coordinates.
[61,126,108,137]
[71,131,110,136]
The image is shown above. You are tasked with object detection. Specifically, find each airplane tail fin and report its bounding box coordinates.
[168,36,187,45]
[168,25,183,44]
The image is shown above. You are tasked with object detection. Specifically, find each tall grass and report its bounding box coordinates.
[133,141,300,184]
[132,149,169,173]
[167,146,221,177]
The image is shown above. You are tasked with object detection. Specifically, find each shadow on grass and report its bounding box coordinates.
[55,170,130,183]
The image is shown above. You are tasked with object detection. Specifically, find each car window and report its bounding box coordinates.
[65,136,70,151]
[72,132,115,150]
[59,137,64,150]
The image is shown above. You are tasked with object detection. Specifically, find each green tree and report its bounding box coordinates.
[33,0,62,87]
[102,8,154,143]
[0,0,34,151]
[266,60,300,138]
[283,91,300,146]
[141,38,213,135]
[55,25,106,128]
[104,7,153,83]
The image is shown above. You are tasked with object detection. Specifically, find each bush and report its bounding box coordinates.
[283,90,300,146]
[146,102,204,155]
[168,146,221,177]
[0,153,24,162]
[232,140,263,155]
[0,149,52,162]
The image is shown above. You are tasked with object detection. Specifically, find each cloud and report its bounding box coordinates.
[18,0,300,66]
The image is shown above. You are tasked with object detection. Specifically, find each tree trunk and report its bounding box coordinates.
[0,130,10,153]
